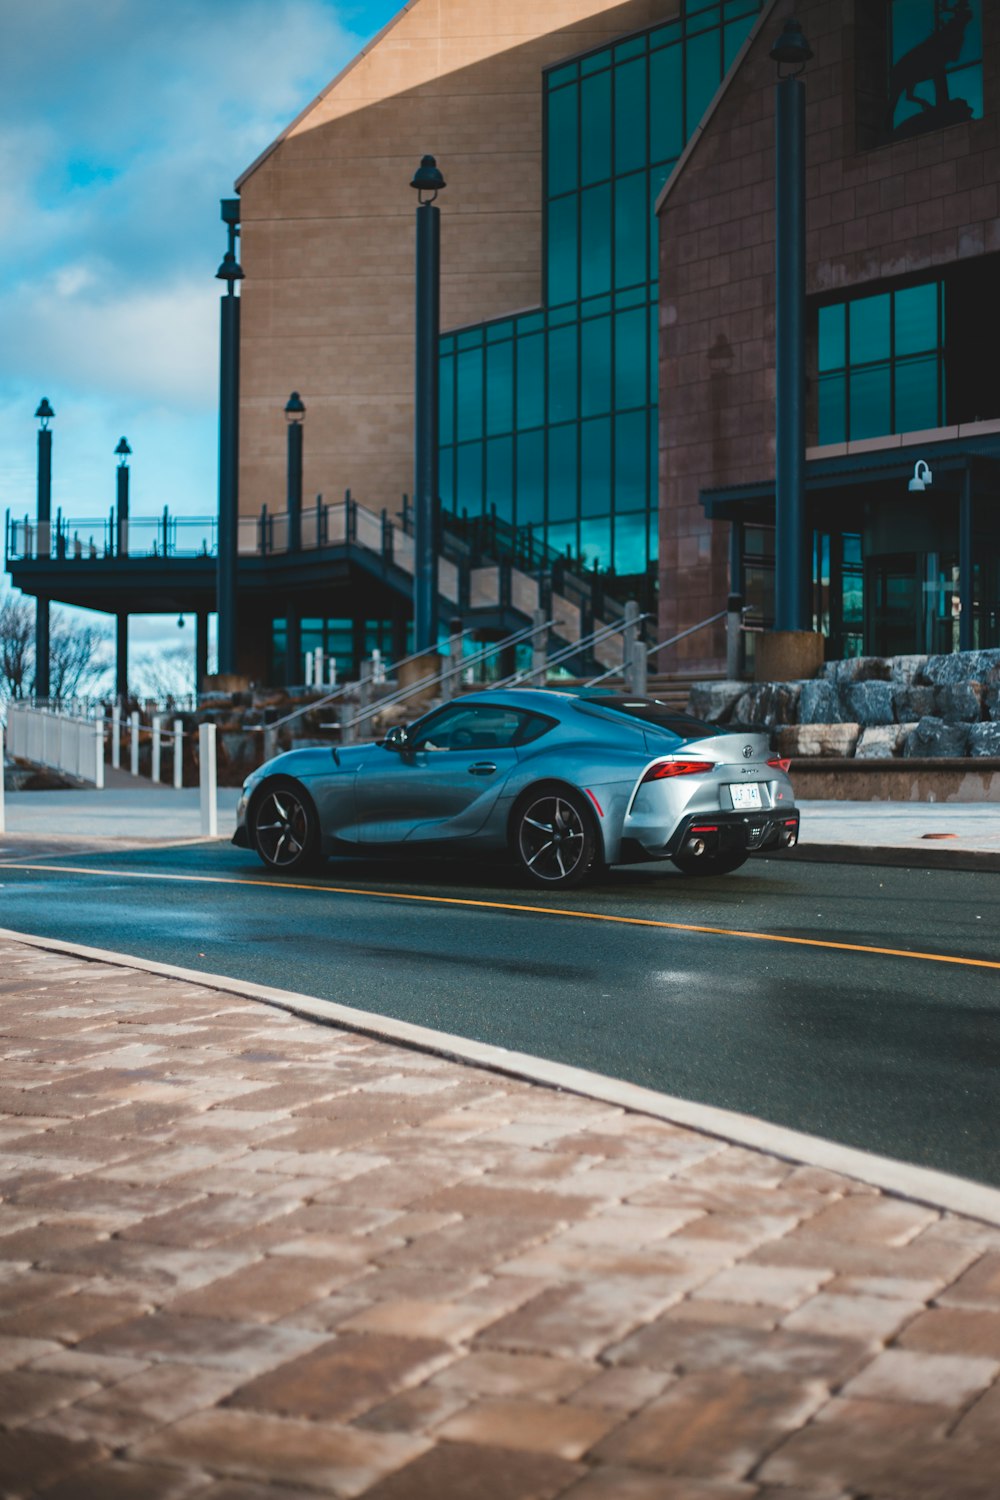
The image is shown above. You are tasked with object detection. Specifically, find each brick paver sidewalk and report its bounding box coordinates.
[1,938,999,1499]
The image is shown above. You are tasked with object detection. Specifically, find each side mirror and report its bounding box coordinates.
[383,725,410,752]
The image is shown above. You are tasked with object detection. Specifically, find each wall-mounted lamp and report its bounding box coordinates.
[908,459,933,492]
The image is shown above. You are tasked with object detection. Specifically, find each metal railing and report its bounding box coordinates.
[5,704,106,787]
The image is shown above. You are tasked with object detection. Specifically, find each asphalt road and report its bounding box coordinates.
[1,841,998,1186]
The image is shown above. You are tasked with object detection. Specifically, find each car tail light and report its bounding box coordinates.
[640,760,714,784]
[767,757,792,774]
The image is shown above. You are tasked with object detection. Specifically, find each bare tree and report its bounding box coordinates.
[49,615,112,701]
[0,594,34,701]
[130,642,195,704]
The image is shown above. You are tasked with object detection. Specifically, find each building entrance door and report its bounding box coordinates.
[866,555,921,657]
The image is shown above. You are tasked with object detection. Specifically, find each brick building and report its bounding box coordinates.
[8,0,999,689]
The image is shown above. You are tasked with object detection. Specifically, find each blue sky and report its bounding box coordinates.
[0,0,399,678]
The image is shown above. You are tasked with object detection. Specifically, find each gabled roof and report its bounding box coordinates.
[235,2,415,190]
[655,0,780,217]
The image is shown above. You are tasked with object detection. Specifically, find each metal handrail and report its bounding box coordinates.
[340,618,554,733]
[255,628,474,735]
[583,609,734,688]
[494,612,651,691]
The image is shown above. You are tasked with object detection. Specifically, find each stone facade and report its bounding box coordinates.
[237,0,675,522]
[657,0,1000,670]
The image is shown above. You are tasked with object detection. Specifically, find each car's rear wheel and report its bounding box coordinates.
[250,779,321,873]
[513,786,597,889]
[670,849,748,877]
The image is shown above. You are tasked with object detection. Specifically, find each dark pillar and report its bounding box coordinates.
[35,596,50,702]
[412,157,445,654]
[34,400,54,699]
[216,199,243,676]
[116,614,128,704]
[959,465,974,652]
[195,611,210,694]
[115,443,131,557]
[773,72,807,632]
[286,605,301,687]
[285,394,305,552]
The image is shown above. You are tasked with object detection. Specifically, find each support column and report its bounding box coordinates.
[195,611,210,695]
[774,72,807,632]
[216,199,243,676]
[412,158,445,655]
[35,596,50,702]
[116,614,128,705]
[959,465,974,653]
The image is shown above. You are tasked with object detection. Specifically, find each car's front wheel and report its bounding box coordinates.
[513,786,597,889]
[250,779,321,873]
[670,849,748,877]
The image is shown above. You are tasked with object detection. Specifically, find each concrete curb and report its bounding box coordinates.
[4,924,1000,1229]
[772,843,1000,873]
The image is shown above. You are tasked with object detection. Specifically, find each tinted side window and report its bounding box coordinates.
[410,705,534,752]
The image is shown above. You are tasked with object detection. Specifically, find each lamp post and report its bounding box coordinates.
[770,18,813,638]
[285,392,306,684]
[411,154,446,656]
[113,437,132,706]
[216,198,244,678]
[115,437,132,556]
[285,392,305,552]
[34,399,54,701]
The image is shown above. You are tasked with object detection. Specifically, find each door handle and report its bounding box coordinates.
[468,762,497,775]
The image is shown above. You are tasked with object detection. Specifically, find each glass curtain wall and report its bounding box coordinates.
[439,0,764,586]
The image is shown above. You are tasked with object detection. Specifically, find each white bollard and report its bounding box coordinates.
[304,652,313,687]
[94,717,105,791]
[151,715,162,783]
[172,720,183,789]
[198,723,218,836]
[313,646,323,686]
[112,705,121,769]
[129,711,140,776]
[0,723,6,834]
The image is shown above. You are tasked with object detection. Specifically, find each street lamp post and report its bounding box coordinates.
[770,19,813,637]
[34,399,54,701]
[115,437,132,556]
[285,392,306,684]
[411,154,446,657]
[216,198,244,678]
[114,438,132,706]
[285,392,305,552]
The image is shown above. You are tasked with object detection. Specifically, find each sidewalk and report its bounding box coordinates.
[4,783,1000,867]
[1,935,999,1499]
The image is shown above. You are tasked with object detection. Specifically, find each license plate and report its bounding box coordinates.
[730,783,762,809]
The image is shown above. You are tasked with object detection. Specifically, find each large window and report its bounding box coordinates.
[817,280,945,444]
[814,257,1000,444]
[857,0,982,148]
[439,1,764,581]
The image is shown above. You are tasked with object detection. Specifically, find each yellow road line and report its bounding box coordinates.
[4,860,999,973]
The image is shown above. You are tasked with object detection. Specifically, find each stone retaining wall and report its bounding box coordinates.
[688,649,1000,760]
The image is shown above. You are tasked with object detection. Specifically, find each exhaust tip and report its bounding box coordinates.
[686,837,706,858]
[783,831,797,848]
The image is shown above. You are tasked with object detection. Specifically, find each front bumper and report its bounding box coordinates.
[664,808,800,858]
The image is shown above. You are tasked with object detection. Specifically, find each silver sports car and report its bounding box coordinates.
[233,689,799,888]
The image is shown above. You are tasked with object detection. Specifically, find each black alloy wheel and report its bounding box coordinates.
[251,781,321,873]
[515,787,596,889]
[670,848,748,877]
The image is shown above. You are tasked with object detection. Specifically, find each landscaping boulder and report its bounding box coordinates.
[798,679,840,723]
[968,723,1000,757]
[903,716,970,758]
[855,723,917,758]
[889,655,927,684]
[818,655,891,686]
[686,681,746,723]
[933,682,982,722]
[892,685,936,722]
[845,680,895,725]
[731,681,802,727]
[776,723,860,758]
[919,649,1000,686]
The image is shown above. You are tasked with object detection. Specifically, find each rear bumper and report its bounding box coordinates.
[665,808,800,858]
